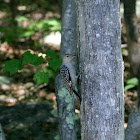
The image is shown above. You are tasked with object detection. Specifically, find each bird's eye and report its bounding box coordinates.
[66,55,69,57]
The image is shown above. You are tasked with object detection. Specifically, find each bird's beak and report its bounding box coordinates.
[72,55,76,59]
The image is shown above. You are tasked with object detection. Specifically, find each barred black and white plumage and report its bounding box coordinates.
[60,54,81,102]
[60,64,73,96]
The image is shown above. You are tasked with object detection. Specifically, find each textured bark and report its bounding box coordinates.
[60,0,77,58]
[55,75,77,140]
[76,0,124,140]
[124,0,140,76]
[125,109,140,140]
[55,0,78,139]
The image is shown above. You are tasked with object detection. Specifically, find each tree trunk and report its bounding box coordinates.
[55,75,77,140]
[125,108,140,140]
[9,0,17,26]
[124,1,140,139]
[55,0,78,139]
[124,0,140,76]
[76,0,124,139]
[123,0,140,109]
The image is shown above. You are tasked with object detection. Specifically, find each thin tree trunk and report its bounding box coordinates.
[124,0,140,109]
[9,0,17,26]
[124,1,140,139]
[55,75,77,140]
[124,0,140,76]
[125,108,140,140]
[55,0,78,139]
[76,0,124,139]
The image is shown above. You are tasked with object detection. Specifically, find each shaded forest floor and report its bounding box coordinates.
[0,43,59,140]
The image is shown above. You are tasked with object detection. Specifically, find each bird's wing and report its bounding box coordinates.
[60,65,73,93]
[60,64,81,101]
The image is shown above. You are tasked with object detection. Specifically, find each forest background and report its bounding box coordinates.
[0,0,140,139]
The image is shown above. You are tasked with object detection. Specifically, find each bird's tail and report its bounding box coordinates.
[73,89,81,103]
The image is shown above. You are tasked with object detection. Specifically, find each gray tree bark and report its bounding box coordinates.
[76,0,124,139]
[55,0,78,139]
[125,109,140,140]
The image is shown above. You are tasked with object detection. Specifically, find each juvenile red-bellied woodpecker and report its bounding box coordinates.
[60,54,81,102]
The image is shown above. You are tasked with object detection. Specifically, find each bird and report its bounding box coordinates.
[60,54,81,102]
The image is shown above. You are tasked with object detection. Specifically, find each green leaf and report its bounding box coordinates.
[34,71,49,84]
[43,68,56,78]
[27,22,37,30]
[127,77,138,85]
[47,19,61,31]
[3,59,23,75]
[45,50,59,60]
[47,19,60,26]
[48,59,62,71]
[22,51,44,65]
[124,85,136,91]
[20,30,34,38]
[15,16,28,25]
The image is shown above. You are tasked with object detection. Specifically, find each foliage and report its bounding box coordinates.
[1,0,61,85]
[0,0,61,139]
[34,71,49,84]
[0,17,61,43]
[22,51,44,65]
[0,26,23,43]
[124,77,138,91]
[3,50,62,85]
[3,59,23,75]
[45,50,62,71]
[48,60,62,71]
[45,50,59,60]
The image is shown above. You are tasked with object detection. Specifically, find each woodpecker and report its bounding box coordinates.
[60,54,81,101]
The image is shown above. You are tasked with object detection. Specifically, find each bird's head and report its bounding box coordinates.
[62,54,76,63]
